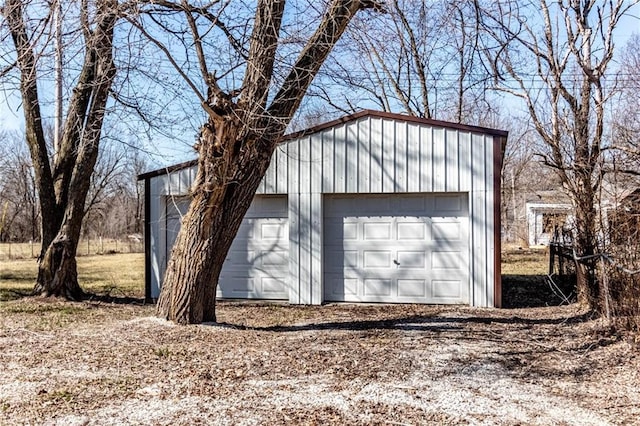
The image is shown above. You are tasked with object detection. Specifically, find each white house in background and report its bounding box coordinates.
[526,202,573,246]
[139,110,508,308]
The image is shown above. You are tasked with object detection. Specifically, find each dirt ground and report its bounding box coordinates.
[1,299,639,425]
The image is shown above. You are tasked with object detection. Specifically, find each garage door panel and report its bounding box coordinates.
[432,279,462,299]
[397,221,427,240]
[324,193,468,304]
[259,250,288,267]
[363,251,392,268]
[261,277,286,294]
[398,279,426,297]
[213,196,289,300]
[432,251,463,270]
[224,249,255,267]
[260,222,286,239]
[233,223,255,240]
[397,251,426,269]
[432,222,462,240]
[227,277,255,293]
[364,279,392,296]
[363,222,391,240]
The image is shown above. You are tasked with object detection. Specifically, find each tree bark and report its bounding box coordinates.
[157,0,380,324]
[4,0,117,299]
[157,122,275,323]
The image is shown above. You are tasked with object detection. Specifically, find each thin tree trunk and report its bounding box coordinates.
[573,193,600,310]
[9,0,118,299]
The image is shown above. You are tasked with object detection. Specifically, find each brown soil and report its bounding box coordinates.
[1,299,639,425]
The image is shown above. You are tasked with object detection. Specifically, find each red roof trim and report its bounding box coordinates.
[138,159,198,180]
[282,109,509,141]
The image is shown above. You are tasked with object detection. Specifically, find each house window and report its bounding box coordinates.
[542,213,566,234]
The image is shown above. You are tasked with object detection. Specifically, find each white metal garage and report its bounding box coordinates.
[140,110,507,307]
[324,193,468,304]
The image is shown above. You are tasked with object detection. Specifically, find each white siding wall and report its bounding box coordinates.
[146,114,501,307]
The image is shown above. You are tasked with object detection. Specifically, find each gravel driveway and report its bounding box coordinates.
[1,300,638,425]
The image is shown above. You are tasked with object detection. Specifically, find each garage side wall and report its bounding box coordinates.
[286,116,497,307]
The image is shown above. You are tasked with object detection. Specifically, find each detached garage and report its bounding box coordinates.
[140,110,507,307]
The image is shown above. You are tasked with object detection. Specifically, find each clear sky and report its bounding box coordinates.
[1,2,638,171]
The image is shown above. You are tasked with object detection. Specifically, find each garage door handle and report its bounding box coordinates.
[393,260,400,266]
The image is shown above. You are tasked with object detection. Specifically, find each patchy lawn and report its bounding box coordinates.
[0,252,144,301]
[0,251,638,425]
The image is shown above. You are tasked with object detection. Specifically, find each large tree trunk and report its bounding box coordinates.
[157,120,276,323]
[156,0,380,324]
[34,230,83,299]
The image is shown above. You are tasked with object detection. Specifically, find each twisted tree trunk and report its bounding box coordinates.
[156,0,381,324]
[157,119,276,322]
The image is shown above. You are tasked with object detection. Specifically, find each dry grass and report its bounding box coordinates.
[0,253,144,301]
[501,247,549,275]
[500,248,576,309]
[0,240,143,261]
[1,299,638,425]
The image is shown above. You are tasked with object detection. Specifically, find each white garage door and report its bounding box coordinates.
[324,193,469,304]
[166,195,289,300]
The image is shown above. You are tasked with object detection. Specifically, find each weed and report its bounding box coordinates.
[155,347,171,358]
[40,388,75,404]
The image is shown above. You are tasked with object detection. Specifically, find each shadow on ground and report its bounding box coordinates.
[0,285,145,305]
[502,274,576,308]
[212,309,592,333]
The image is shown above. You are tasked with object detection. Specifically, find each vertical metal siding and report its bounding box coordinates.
[310,193,323,304]
[357,119,370,193]
[433,127,445,192]
[407,123,420,193]
[288,192,300,304]
[346,122,358,193]
[419,126,431,192]
[322,129,334,193]
[148,175,168,298]
[458,132,471,191]
[446,129,459,192]
[382,119,395,193]
[470,133,491,307]
[370,117,383,193]
[394,121,407,192]
[146,114,500,307]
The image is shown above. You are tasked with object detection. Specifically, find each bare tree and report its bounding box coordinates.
[0,130,39,243]
[316,0,491,124]
[130,0,382,324]
[612,34,640,176]
[479,0,637,311]
[2,0,118,298]
[83,146,147,241]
